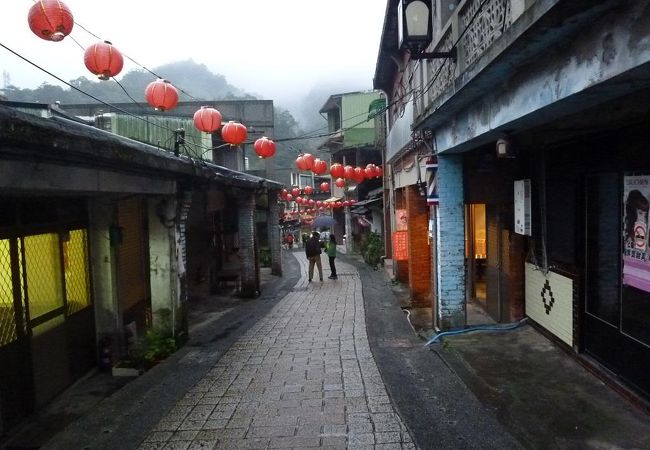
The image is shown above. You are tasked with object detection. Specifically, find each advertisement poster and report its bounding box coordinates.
[623,175,650,293]
[392,231,408,261]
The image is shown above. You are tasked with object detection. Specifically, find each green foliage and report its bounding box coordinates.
[362,231,384,269]
[131,328,177,367]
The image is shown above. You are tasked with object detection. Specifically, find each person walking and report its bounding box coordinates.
[305,231,323,282]
[326,234,338,279]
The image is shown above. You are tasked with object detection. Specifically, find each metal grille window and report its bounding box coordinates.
[0,239,18,346]
[24,233,64,321]
[64,230,91,315]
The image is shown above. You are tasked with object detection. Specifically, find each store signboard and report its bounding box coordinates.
[395,209,408,231]
[392,231,408,261]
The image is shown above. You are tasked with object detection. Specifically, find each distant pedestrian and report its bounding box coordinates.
[305,231,323,282]
[326,234,338,280]
[285,233,294,249]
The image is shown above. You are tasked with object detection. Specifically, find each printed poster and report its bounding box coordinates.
[623,174,650,293]
[395,209,408,231]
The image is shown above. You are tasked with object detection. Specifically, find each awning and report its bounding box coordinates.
[323,196,343,203]
[351,197,382,207]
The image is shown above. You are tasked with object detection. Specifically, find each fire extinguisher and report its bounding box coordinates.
[98,337,112,371]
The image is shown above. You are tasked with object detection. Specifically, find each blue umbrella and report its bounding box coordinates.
[311,215,336,229]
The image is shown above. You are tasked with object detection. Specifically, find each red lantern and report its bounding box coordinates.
[280,188,288,199]
[330,163,345,178]
[335,201,343,208]
[286,194,293,202]
[28,0,74,42]
[291,187,300,197]
[145,79,179,111]
[335,178,346,188]
[312,159,327,175]
[84,41,123,80]
[254,136,276,158]
[343,201,350,207]
[303,185,313,195]
[296,155,308,171]
[316,201,323,207]
[302,153,315,170]
[221,121,247,145]
[193,106,222,133]
[353,167,365,183]
[295,196,303,205]
[308,199,315,206]
[343,165,355,179]
[375,166,383,178]
[320,182,330,192]
[365,164,377,179]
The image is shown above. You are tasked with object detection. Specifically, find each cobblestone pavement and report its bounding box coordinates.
[138,252,415,450]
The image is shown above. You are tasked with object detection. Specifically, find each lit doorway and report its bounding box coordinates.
[466,204,487,318]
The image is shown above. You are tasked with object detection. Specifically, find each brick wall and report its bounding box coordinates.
[437,155,466,329]
[238,190,258,297]
[267,194,282,276]
[406,185,431,307]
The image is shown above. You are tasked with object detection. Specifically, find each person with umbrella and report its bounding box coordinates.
[305,231,324,282]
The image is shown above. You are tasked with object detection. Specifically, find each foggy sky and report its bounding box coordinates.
[0,0,387,110]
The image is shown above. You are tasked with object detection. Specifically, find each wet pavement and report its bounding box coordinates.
[4,249,649,450]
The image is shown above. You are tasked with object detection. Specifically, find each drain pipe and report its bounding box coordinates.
[424,317,528,346]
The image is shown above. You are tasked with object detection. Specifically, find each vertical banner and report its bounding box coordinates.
[426,157,439,205]
[392,231,409,261]
[623,175,650,293]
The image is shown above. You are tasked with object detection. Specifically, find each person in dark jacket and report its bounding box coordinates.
[305,231,323,282]
[326,234,337,279]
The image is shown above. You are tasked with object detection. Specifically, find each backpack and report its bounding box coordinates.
[305,237,321,257]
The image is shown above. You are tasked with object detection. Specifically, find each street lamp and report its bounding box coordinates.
[398,0,456,61]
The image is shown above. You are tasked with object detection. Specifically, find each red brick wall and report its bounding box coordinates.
[406,185,432,307]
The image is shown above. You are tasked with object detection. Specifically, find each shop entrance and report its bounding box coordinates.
[584,173,650,397]
[465,204,487,322]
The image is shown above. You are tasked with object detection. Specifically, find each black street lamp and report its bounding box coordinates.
[398,0,456,61]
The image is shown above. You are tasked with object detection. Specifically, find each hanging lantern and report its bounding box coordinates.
[365,163,377,179]
[353,167,365,183]
[296,155,309,171]
[304,185,314,195]
[28,0,74,42]
[302,153,315,170]
[312,159,327,175]
[280,188,288,199]
[295,196,303,205]
[343,165,355,179]
[320,182,330,192]
[330,163,345,178]
[316,201,323,207]
[343,201,351,207]
[375,166,383,178]
[286,194,293,202]
[254,136,276,158]
[335,178,346,188]
[84,41,123,80]
[145,79,179,111]
[335,201,343,208]
[193,106,222,133]
[291,187,300,197]
[308,199,315,206]
[221,121,248,145]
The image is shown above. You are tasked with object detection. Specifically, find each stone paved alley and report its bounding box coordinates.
[137,254,413,450]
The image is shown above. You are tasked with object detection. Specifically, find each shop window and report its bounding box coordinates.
[24,234,64,322]
[64,230,91,315]
[0,239,18,346]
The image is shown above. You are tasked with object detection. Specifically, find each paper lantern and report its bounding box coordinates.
[320,182,330,192]
[375,166,383,178]
[28,0,74,42]
[291,187,300,197]
[312,159,327,175]
[145,79,179,111]
[221,121,247,145]
[254,136,276,158]
[84,41,123,80]
[343,165,355,179]
[330,163,345,178]
[304,185,313,195]
[286,194,293,202]
[193,106,222,133]
[353,167,365,183]
[335,178,346,188]
[296,155,309,171]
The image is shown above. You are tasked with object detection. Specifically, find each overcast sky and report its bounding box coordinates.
[0,0,387,108]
